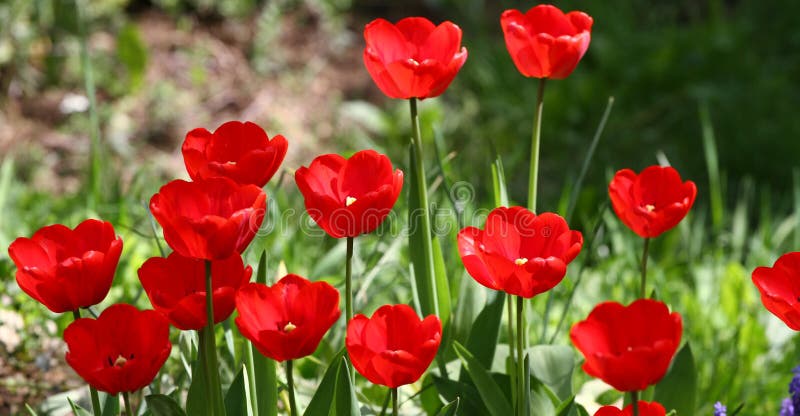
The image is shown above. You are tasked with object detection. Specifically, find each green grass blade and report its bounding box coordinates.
[794,168,800,249]
[700,101,724,232]
[453,341,513,416]
[408,142,439,318]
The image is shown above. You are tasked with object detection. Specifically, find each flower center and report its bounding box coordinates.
[225,161,237,166]
[515,258,528,266]
[345,196,357,207]
[645,204,656,212]
[283,322,297,333]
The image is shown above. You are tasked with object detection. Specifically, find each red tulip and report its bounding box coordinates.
[182,121,288,187]
[138,253,252,330]
[457,206,582,298]
[595,402,666,416]
[64,303,171,395]
[570,299,682,392]
[501,5,593,79]
[7,219,122,313]
[608,165,697,238]
[235,274,340,362]
[295,150,403,238]
[363,17,467,99]
[752,251,800,330]
[149,177,266,260]
[346,304,441,388]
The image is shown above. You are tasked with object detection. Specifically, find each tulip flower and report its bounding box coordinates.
[501,4,593,79]
[235,274,341,362]
[8,219,122,313]
[363,17,467,99]
[182,120,288,187]
[608,165,697,239]
[64,303,171,396]
[295,150,403,239]
[457,206,583,298]
[570,299,682,392]
[752,251,800,330]
[139,252,252,330]
[346,304,441,389]
[149,177,267,260]
[595,401,666,416]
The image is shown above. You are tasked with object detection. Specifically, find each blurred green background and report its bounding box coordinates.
[1,0,800,414]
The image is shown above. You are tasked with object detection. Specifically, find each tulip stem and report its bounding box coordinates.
[123,391,134,416]
[286,360,298,416]
[630,391,640,416]
[345,236,354,323]
[640,238,650,299]
[516,296,525,416]
[72,309,102,416]
[203,260,226,416]
[392,387,399,416]
[527,78,546,213]
[506,294,517,409]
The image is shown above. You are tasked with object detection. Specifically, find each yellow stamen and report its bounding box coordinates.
[346,196,357,207]
[113,355,127,367]
[515,258,528,266]
[645,204,655,212]
[283,322,297,333]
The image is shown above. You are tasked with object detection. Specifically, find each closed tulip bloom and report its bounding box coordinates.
[295,150,403,238]
[457,206,582,298]
[64,303,171,395]
[752,251,800,330]
[346,304,441,388]
[235,274,340,362]
[8,219,122,313]
[570,299,682,392]
[363,17,467,99]
[182,121,288,187]
[149,177,266,260]
[139,253,252,330]
[608,166,697,239]
[594,402,666,416]
[501,4,593,79]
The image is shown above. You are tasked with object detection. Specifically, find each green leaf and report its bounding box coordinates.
[459,291,505,382]
[432,236,451,326]
[67,398,92,416]
[186,355,209,416]
[432,376,489,416]
[253,353,278,416]
[304,350,344,416]
[146,394,188,416]
[99,391,120,416]
[527,345,575,400]
[490,146,510,207]
[654,343,697,416]
[225,366,253,416]
[523,354,531,416]
[333,357,359,416]
[116,24,148,89]
[453,341,513,416]
[256,250,268,284]
[555,395,576,416]
[408,142,439,318]
[435,398,460,416]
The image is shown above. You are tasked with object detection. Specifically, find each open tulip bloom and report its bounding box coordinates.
[752,251,800,330]
[149,177,267,260]
[8,219,122,313]
[570,299,682,392]
[457,206,583,298]
[64,303,171,396]
[182,120,288,188]
[363,17,467,100]
[501,4,593,80]
[139,252,252,330]
[594,401,666,416]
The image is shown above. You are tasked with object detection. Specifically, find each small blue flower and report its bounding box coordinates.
[780,397,794,416]
[713,401,727,416]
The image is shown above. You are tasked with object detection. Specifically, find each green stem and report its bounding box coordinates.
[630,391,639,416]
[244,343,259,416]
[516,296,525,416]
[506,294,517,410]
[392,387,399,416]
[345,236,354,323]
[640,238,650,299]
[409,97,439,317]
[123,391,134,416]
[203,260,225,416]
[286,360,298,416]
[527,78,546,213]
[73,309,102,416]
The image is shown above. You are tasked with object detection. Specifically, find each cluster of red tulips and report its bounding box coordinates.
[7,3,800,416]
